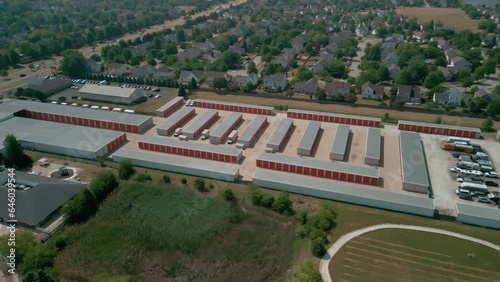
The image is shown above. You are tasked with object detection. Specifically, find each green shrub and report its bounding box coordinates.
[161,175,171,184]
[193,178,207,192]
[260,193,275,208]
[62,189,97,224]
[294,259,322,282]
[272,192,294,215]
[296,211,308,225]
[117,159,134,180]
[311,237,327,257]
[89,170,119,203]
[249,185,263,205]
[134,172,152,182]
[181,178,187,184]
[223,189,235,201]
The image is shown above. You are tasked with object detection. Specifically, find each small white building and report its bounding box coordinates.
[78,84,144,105]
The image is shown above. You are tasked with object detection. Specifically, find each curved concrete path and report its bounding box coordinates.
[319,224,500,282]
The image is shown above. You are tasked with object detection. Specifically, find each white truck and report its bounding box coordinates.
[227,130,238,144]
[174,127,182,137]
[201,129,210,140]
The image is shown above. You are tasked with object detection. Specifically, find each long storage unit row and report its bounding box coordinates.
[193,99,274,115]
[113,149,239,182]
[156,107,195,136]
[256,153,379,186]
[330,125,350,161]
[210,112,243,144]
[10,100,154,133]
[252,170,435,217]
[399,131,430,194]
[183,110,218,139]
[287,109,381,127]
[398,120,481,138]
[297,121,321,156]
[156,97,184,117]
[138,136,243,163]
[266,118,294,152]
[237,115,268,149]
[365,128,381,166]
[456,203,500,229]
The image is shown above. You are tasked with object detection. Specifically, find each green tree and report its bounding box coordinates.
[461,76,473,91]
[468,97,487,114]
[326,60,347,78]
[294,259,322,282]
[242,82,256,92]
[60,50,86,77]
[295,66,313,81]
[435,116,442,124]
[121,49,132,62]
[482,117,494,131]
[62,189,97,224]
[118,159,134,180]
[176,29,186,42]
[134,172,152,182]
[178,84,187,98]
[0,232,35,268]
[161,175,171,184]
[89,170,119,203]
[223,189,235,201]
[486,101,500,117]
[247,61,257,74]
[23,269,56,282]
[0,69,8,77]
[396,67,420,85]
[423,71,444,89]
[221,50,242,69]
[311,237,326,257]
[189,77,198,89]
[20,244,57,274]
[260,194,275,208]
[272,192,294,215]
[3,134,33,169]
[483,59,496,77]
[181,178,187,184]
[378,65,390,82]
[129,57,140,66]
[472,66,485,82]
[212,77,228,90]
[194,178,207,192]
[249,184,263,205]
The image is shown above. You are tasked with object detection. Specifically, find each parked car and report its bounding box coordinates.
[485,172,499,178]
[154,94,161,99]
[456,177,464,183]
[459,194,473,201]
[455,189,471,195]
[450,167,460,173]
[477,196,492,204]
[485,181,499,187]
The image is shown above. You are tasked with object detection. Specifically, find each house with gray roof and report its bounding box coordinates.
[388,64,400,80]
[397,85,422,103]
[177,47,202,62]
[154,66,176,79]
[234,73,258,87]
[85,58,102,73]
[361,82,385,101]
[206,71,230,85]
[326,81,351,96]
[294,78,318,94]
[263,74,288,90]
[438,66,456,81]
[105,63,129,76]
[130,64,155,78]
[433,88,463,106]
[179,70,205,84]
[448,57,471,72]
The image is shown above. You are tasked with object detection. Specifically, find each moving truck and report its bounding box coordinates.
[227,130,238,144]
[201,129,210,140]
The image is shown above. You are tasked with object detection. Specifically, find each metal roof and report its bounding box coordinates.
[399,131,430,187]
[253,170,434,213]
[157,107,195,130]
[365,127,381,160]
[456,203,500,223]
[288,108,381,122]
[183,110,218,135]
[79,84,141,98]
[156,97,184,113]
[139,135,243,156]
[267,118,293,147]
[1,100,151,126]
[239,115,267,143]
[331,125,350,155]
[194,99,274,111]
[257,153,379,177]
[0,171,85,227]
[113,148,239,179]
[398,120,481,133]
[298,121,321,150]
[211,112,242,139]
[0,117,123,153]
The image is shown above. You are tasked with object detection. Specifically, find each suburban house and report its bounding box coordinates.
[361,82,385,101]
[474,89,500,103]
[130,64,155,78]
[272,48,296,67]
[412,31,427,43]
[206,71,230,85]
[179,70,205,84]
[431,37,451,50]
[234,73,258,87]
[195,42,214,53]
[448,57,471,72]
[294,78,318,94]
[154,67,176,79]
[397,85,422,103]
[177,47,202,62]
[85,58,102,73]
[310,53,335,73]
[105,63,129,77]
[263,74,288,90]
[326,81,351,96]
[432,88,463,106]
[438,66,456,81]
[445,48,461,63]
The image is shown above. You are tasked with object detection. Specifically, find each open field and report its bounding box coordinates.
[330,229,500,282]
[397,7,482,32]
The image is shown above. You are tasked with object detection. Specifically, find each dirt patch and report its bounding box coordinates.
[397,8,482,32]
[49,169,74,179]
[178,5,196,12]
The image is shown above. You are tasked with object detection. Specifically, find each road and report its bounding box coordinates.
[0,0,248,92]
[348,37,381,79]
[319,223,500,282]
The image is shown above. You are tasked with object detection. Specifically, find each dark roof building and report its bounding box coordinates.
[26,78,72,96]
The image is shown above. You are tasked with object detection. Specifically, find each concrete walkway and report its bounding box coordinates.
[319,224,500,282]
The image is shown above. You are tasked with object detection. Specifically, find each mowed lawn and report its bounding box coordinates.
[330,229,500,282]
[397,8,482,32]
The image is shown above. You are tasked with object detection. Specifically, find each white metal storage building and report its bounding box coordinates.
[297,121,321,156]
[156,97,184,117]
[456,203,500,229]
[156,107,195,136]
[266,118,294,152]
[399,131,430,194]
[78,84,144,104]
[210,112,242,144]
[252,170,435,217]
[113,149,240,182]
[0,117,126,160]
[237,115,267,148]
[138,135,243,163]
[365,128,381,166]
[330,125,350,161]
[183,110,218,139]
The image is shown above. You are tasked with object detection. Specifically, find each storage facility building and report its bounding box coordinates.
[456,203,500,229]
[256,153,379,185]
[113,149,239,182]
[193,99,274,115]
[156,107,195,136]
[138,136,243,163]
[297,121,321,156]
[78,84,144,104]
[2,100,153,133]
[183,110,219,139]
[398,120,481,138]
[365,128,381,166]
[237,116,267,149]
[252,170,435,217]
[330,125,350,161]
[156,97,184,117]
[210,112,243,144]
[287,109,381,127]
[399,131,430,194]
[0,117,126,160]
[266,118,294,152]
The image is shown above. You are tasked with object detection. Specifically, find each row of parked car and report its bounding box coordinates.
[50,101,135,113]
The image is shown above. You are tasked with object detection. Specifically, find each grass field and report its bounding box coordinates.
[397,7,482,32]
[330,229,500,282]
[53,182,296,281]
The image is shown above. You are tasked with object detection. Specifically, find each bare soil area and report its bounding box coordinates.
[397,7,482,32]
